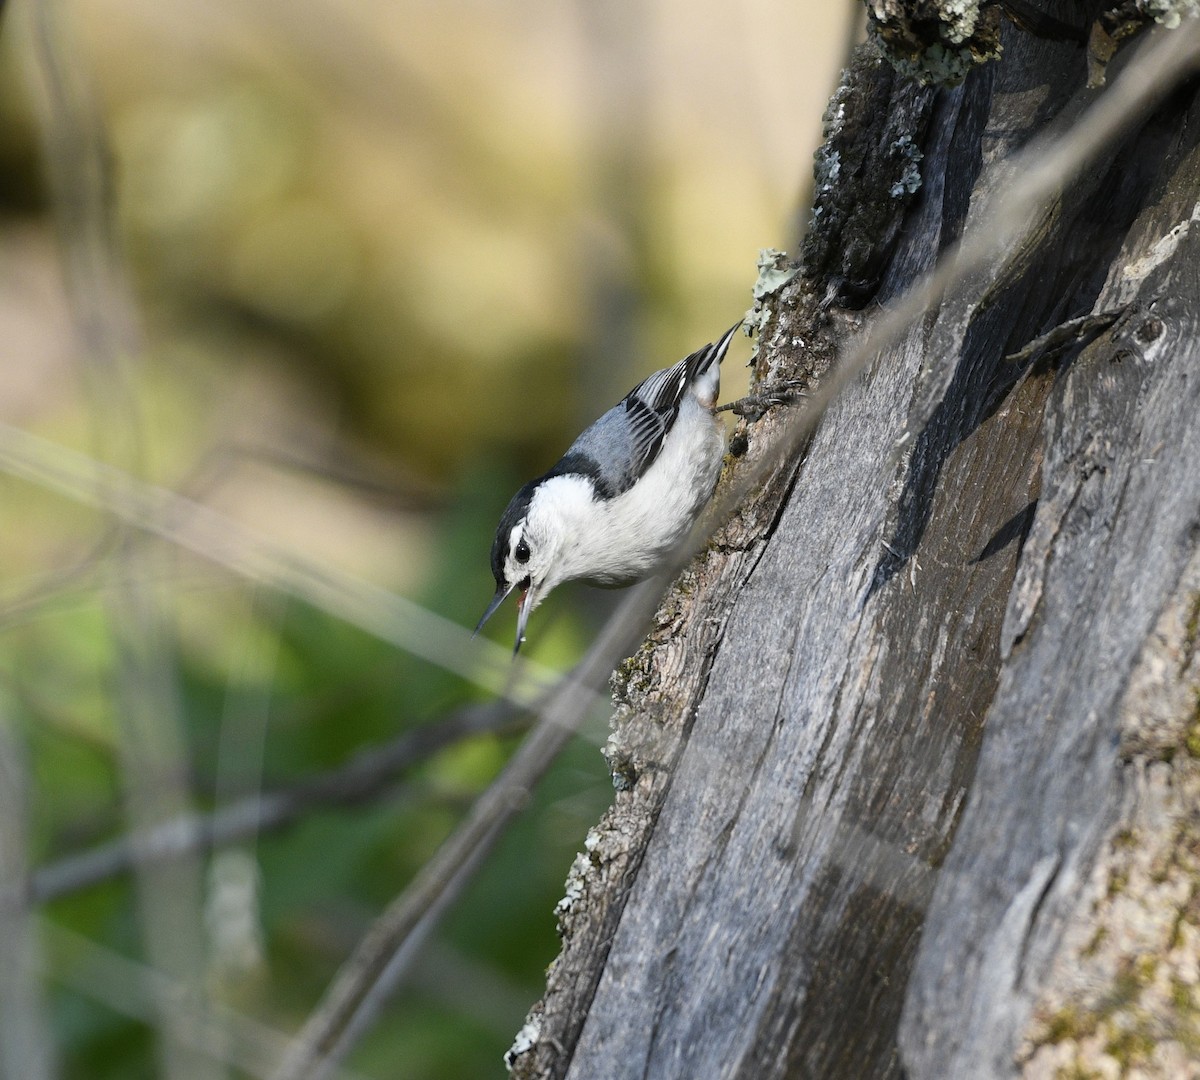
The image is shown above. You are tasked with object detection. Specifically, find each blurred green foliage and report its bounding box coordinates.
[20,509,609,1080]
[0,1,845,1076]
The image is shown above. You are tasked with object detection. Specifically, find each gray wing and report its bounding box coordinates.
[554,323,738,500]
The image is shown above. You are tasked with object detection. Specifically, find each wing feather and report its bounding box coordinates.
[553,321,740,500]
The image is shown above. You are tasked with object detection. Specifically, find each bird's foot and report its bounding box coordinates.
[716,380,808,421]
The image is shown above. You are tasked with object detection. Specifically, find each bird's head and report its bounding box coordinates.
[474,479,570,654]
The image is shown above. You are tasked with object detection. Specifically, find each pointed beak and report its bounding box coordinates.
[513,582,537,655]
[473,581,514,637]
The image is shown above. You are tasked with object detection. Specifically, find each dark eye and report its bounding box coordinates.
[515,538,531,564]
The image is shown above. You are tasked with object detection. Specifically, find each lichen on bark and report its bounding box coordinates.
[865,0,1003,85]
[800,42,936,307]
[1018,554,1200,1079]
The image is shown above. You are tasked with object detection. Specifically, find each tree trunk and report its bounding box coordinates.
[509,10,1200,1079]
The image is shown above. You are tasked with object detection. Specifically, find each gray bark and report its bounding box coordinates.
[509,14,1200,1080]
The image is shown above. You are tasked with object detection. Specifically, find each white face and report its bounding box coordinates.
[487,509,559,652]
[481,475,587,651]
[500,514,558,612]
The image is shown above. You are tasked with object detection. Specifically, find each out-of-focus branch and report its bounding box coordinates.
[268,580,662,1080]
[30,698,528,904]
[23,0,219,1076]
[43,921,370,1080]
[0,719,56,1080]
[0,420,561,703]
[0,527,118,631]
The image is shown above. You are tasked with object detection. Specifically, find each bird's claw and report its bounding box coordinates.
[717,380,808,420]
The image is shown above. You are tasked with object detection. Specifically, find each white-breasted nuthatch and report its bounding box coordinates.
[476,321,741,653]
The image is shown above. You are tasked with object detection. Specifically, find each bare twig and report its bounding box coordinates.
[0,420,561,703]
[30,697,528,903]
[22,1,220,1076]
[42,921,370,1080]
[1003,305,1132,366]
[268,580,662,1080]
[0,530,115,631]
[0,720,56,1080]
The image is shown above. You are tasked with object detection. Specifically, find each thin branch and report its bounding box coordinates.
[267,580,662,1080]
[0,534,111,631]
[1003,305,1131,366]
[42,921,370,1080]
[30,697,527,904]
[23,0,220,1075]
[0,719,56,1080]
[0,420,560,703]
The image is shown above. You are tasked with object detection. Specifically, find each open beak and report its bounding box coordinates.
[473,581,514,637]
[474,580,537,656]
[513,582,537,655]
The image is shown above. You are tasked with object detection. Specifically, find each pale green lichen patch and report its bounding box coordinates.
[554,851,591,923]
[1019,810,1200,1075]
[889,134,923,197]
[748,247,796,309]
[1186,710,1200,759]
[744,248,799,349]
[1183,591,1200,661]
[752,248,799,303]
[1139,0,1200,29]
[504,1015,542,1071]
[1018,556,1200,1078]
[888,41,989,86]
[866,0,1002,86]
[939,0,981,42]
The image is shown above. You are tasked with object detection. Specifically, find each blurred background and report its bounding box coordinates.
[0,1,855,1076]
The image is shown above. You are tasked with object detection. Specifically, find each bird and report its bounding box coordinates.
[476,320,742,653]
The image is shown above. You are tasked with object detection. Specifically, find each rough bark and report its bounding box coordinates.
[509,11,1200,1080]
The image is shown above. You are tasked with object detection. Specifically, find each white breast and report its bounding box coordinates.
[546,395,726,588]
